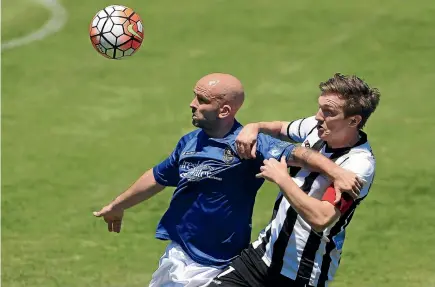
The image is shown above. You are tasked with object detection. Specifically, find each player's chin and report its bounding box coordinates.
[317,127,326,138]
[318,128,331,141]
[191,118,202,127]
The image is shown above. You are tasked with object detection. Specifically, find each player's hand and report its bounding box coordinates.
[256,156,289,184]
[236,123,259,159]
[93,205,124,233]
[332,169,365,202]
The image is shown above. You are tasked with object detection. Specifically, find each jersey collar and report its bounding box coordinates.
[203,120,242,141]
[324,131,368,153]
[202,120,242,154]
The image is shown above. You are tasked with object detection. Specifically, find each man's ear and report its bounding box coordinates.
[219,105,232,119]
[349,115,362,127]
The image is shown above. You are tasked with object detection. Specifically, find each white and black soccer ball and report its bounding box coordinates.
[89,5,144,59]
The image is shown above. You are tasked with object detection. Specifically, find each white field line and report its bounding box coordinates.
[2,0,67,51]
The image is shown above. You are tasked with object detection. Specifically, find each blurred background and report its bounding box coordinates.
[2,0,435,286]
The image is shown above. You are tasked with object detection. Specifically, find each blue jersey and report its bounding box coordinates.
[152,121,295,267]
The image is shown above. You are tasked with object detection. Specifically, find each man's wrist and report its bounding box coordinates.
[254,122,265,133]
[275,173,292,187]
[327,165,342,180]
[109,200,124,211]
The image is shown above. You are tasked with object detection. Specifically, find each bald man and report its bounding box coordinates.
[93,73,362,287]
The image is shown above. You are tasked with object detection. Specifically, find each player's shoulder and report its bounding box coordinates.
[348,132,376,162]
[345,138,376,178]
[287,116,318,142]
[299,116,318,127]
[177,129,202,146]
[289,116,317,126]
[346,149,376,168]
[182,128,202,139]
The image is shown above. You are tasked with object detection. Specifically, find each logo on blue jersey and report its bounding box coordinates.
[180,161,226,182]
[223,146,235,164]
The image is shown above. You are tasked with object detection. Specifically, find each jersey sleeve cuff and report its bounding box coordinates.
[285,144,296,162]
[152,166,167,186]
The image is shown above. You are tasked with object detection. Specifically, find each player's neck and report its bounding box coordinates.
[327,129,360,149]
[204,119,235,138]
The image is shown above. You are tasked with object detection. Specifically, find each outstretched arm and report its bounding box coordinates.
[93,169,166,233]
[256,121,291,141]
[94,135,185,233]
[106,169,165,211]
[236,118,318,159]
[236,122,290,159]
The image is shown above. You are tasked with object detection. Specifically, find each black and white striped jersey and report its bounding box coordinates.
[252,116,376,286]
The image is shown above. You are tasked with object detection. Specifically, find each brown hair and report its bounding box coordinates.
[319,73,381,129]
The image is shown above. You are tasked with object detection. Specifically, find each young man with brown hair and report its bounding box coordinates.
[209,73,381,287]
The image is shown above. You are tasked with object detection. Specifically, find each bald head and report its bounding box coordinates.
[194,73,245,113]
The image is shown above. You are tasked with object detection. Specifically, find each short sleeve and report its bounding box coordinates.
[339,153,376,199]
[152,138,185,187]
[286,116,318,143]
[256,133,296,161]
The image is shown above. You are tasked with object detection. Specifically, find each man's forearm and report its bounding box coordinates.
[257,121,290,141]
[110,169,165,210]
[291,146,341,179]
[276,174,338,232]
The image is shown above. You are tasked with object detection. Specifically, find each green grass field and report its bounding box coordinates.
[2,0,435,286]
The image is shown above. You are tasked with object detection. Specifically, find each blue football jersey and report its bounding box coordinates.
[153,121,295,267]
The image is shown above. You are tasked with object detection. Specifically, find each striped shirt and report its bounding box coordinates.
[251,116,376,286]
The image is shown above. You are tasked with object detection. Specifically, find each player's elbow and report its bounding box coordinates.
[309,209,338,232]
[310,217,330,232]
[308,202,340,232]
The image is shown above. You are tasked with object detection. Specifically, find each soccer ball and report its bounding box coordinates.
[89,5,144,59]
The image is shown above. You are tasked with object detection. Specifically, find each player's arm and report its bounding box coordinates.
[257,155,374,232]
[257,121,291,141]
[256,157,340,232]
[289,146,363,199]
[255,134,363,199]
[93,170,166,233]
[94,137,184,233]
[256,117,317,142]
[105,169,165,211]
[236,117,317,159]
[277,173,341,232]
[96,151,181,213]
